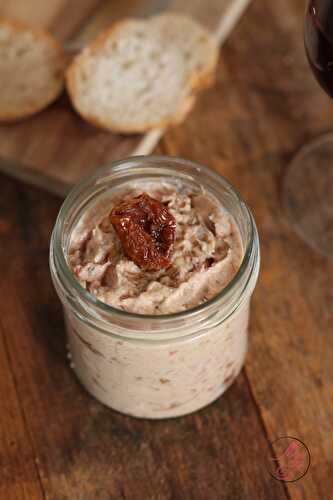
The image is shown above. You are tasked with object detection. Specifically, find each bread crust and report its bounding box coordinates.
[0,17,66,122]
[66,15,218,133]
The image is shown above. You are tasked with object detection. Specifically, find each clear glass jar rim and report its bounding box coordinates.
[52,155,258,324]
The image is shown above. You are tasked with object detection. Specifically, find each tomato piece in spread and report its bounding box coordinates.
[110,193,176,271]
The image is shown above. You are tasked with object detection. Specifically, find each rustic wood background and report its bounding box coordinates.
[1,0,333,499]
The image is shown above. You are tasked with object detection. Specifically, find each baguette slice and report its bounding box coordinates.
[66,14,219,133]
[152,14,218,89]
[0,18,66,122]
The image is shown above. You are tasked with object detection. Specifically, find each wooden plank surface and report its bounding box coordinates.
[0,0,332,498]
[160,0,333,497]
[0,0,145,195]
[0,322,44,500]
[0,0,249,196]
[0,0,103,37]
[0,178,285,499]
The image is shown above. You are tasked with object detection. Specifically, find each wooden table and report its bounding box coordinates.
[1,0,332,498]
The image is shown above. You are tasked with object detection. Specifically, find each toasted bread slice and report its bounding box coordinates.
[66,14,218,133]
[0,18,66,122]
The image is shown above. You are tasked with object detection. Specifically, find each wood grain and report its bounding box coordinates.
[0,0,332,498]
[0,175,286,499]
[0,0,248,196]
[0,323,44,500]
[160,0,333,497]
[0,0,146,195]
[0,0,103,38]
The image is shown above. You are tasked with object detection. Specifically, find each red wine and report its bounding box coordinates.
[305,0,333,98]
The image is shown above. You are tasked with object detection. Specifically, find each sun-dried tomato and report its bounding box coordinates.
[110,193,176,271]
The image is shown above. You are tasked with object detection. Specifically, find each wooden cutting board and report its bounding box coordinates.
[0,0,251,196]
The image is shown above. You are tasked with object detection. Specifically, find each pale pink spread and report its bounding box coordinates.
[69,181,243,314]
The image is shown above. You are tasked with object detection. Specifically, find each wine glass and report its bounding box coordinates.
[282,0,333,256]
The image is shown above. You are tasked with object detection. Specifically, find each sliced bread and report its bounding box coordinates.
[66,14,219,133]
[0,18,66,122]
[152,14,218,89]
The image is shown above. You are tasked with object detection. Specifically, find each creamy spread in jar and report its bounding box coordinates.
[68,181,243,315]
[50,157,260,419]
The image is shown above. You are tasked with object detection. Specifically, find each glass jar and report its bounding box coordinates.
[50,156,260,419]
